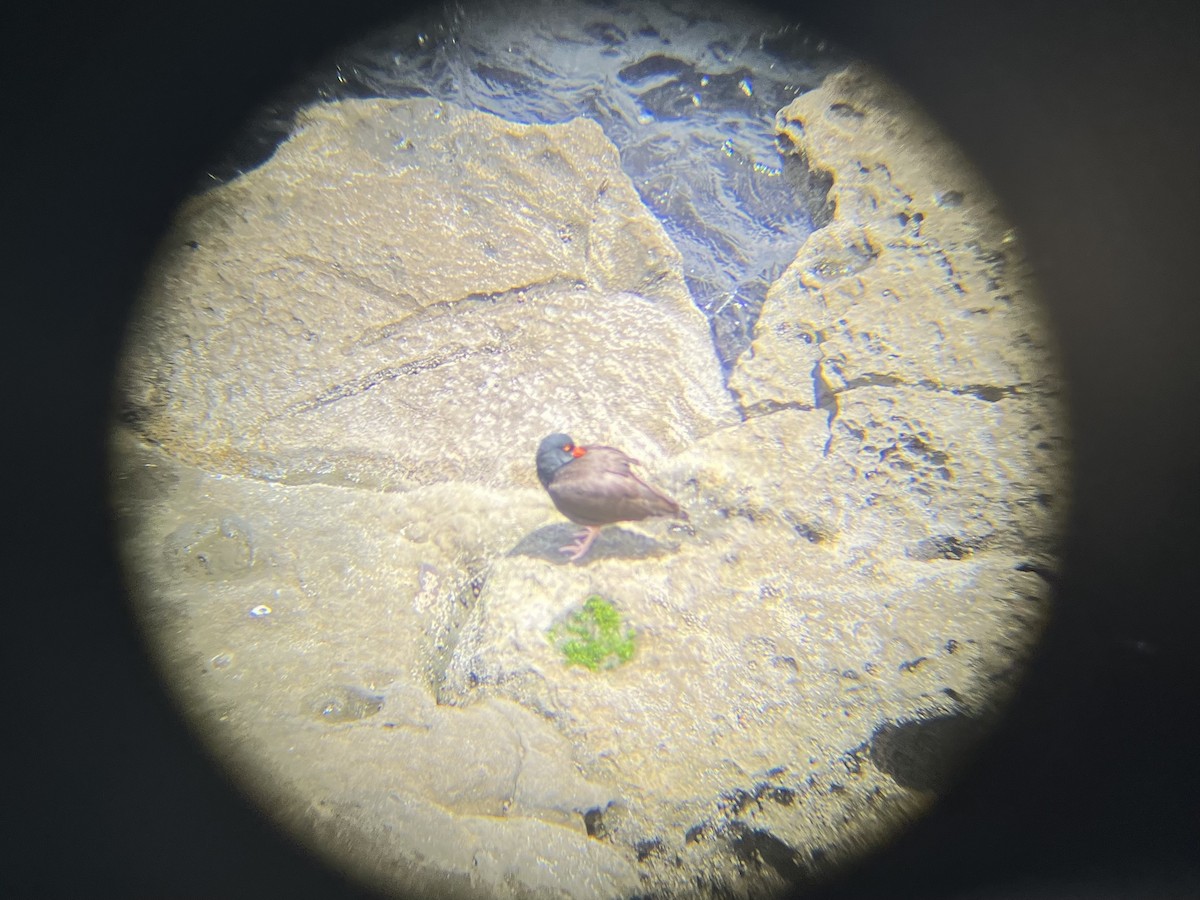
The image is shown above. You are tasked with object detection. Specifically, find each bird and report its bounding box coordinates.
[535,432,686,562]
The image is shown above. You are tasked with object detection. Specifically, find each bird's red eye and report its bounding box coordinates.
[562,443,572,452]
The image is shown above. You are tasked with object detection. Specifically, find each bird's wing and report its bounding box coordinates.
[549,447,681,525]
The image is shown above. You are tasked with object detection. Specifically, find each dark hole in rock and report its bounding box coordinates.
[900,433,948,465]
[936,189,965,208]
[1015,560,1059,585]
[766,786,795,806]
[635,838,663,862]
[475,64,536,94]
[911,535,966,560]
[467,572,487,599]
[724,788,756,815]
[963,384,1007,402]
[908,533,990,561]
[868,713,990,792]
[840,743,867,776]
[827,101,864,120]
[583,22,627,46]
[583,807,607,838]
[617,53,690,84]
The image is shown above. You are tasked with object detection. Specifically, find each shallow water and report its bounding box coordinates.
[212,0,846,370]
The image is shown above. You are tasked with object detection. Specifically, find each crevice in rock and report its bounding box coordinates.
[740,399,814,420]
[830,371,1034,406]
[780,140,835,231]
[930,247,966,295]
[810,355,839,456]
[812,359,838,420]
[827,101,865,122]
[345,280,567,354]
[447,278,570,310]
[1015,560,1059,585]
[907,533,993,561]
[952,383,1017,402]
[719,111,832,397]
[425,566,490,702]
[842,372,909,391]
[287,342,508,414]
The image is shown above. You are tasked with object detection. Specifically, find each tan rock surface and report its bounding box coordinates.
[113,65,1068,899]
[120,97,733,489]
[731,64,1062,414]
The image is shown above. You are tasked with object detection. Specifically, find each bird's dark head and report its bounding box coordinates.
[536,433,584,488]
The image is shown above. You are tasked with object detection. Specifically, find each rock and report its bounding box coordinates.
[435,491,1051,835]
[420,62,1066,894]
[825,385,1067,557]
[731,63,1064,425]
[112,61,1068,900]
[119,97,735,490]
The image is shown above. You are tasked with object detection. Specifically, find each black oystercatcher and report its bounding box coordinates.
[536,433,686,562]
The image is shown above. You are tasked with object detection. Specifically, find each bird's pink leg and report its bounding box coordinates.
[560,526,602,561]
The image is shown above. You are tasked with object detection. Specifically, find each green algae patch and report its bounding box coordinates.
[549,595,635,671]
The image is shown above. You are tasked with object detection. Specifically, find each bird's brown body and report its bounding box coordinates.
[536,433,685,561]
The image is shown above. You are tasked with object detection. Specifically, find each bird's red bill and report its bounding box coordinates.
[570,445,586,458]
